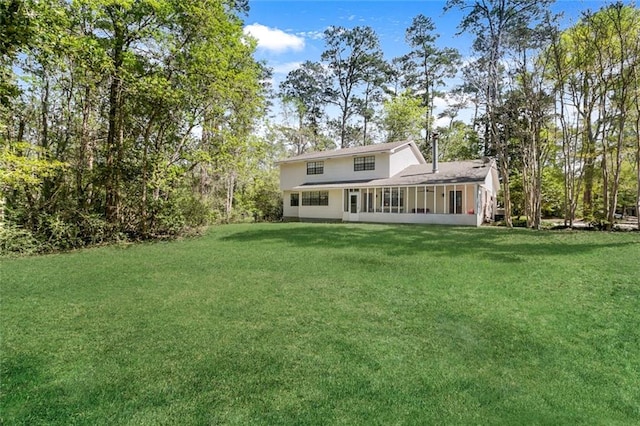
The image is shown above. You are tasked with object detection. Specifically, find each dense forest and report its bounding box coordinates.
[1,0,639,253]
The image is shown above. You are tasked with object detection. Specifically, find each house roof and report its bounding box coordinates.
[276,140,425,164]
[291,159,495,190]
[374,160,495,186]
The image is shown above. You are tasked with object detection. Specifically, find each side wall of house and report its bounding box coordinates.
[279,144,425,191]
[389,145,422,177]
[481,167,499,222]
[280,163,305,191]
[280,152,396,191]
[282,191,299,219]
[298,189,343,220]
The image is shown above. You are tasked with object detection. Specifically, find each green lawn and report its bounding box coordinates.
[2,223,639,424]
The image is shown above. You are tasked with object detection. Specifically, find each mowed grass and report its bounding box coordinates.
[2,223,639,424]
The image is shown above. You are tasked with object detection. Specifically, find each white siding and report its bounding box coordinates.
[357,212,477,226]
[389,145,421,177]
[279,145,425,191]
[280,154,391,190]
[280,163,306,191]
[282,191,299,218]
[318,154,390,182]
[298,189,343,220]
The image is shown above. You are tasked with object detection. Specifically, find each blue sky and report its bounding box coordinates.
[243,0,631,124]
[245,1,624,75]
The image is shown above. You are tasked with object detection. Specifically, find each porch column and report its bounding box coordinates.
[365,188,368,213]
[454,184,457,214]
[475,184,479,216]
[406,186,409,213]
[424,186,427,213]
[445,186,449,214]
[373,188,377,213]
[462,184,466,214]
[433,186,436,214]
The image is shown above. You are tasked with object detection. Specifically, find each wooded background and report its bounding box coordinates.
[1,0,639,253]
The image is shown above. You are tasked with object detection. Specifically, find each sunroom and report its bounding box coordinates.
[340,183,489,226]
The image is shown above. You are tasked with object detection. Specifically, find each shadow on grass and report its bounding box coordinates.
[221,223,638,263]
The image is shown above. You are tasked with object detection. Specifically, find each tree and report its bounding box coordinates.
[279,61,330,153]
[321,26,385,148]
[546,2,640,228]
[0,0,33,107]
[446,0,555,227]
[1,0,268,250]
[380,91,426,142]
[436,120,480,161]
[401,14,461,154]
[506,15,557,229]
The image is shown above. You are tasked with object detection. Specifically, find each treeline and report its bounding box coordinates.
[1,1,639,255]
[273,0,640,230]
[1,0,281,253]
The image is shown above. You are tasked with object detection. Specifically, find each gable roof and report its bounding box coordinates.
[276,140,425,164]
[291,159,496,190]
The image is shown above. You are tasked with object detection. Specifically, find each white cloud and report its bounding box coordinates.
[297,30,325,41]
[272,61,302,75]
[244,23,305,54]
[432,96,449,110]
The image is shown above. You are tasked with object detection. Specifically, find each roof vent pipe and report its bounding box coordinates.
[432,132,439,173]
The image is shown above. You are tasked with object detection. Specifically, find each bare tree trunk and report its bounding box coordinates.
[636,79,640,230]
[225,171,236,222]
[77,84,92,212]
[105,12,125,225]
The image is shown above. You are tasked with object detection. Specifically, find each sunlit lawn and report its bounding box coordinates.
[2,223,639,424]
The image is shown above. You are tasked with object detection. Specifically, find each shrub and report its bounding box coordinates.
[0,224,42,256]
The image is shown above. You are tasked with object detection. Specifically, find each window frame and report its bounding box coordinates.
[301,191,329,206]
[306,161,324,175]
[290,193,299,207]
[354,155,375,172]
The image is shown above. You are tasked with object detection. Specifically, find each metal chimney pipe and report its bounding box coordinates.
[432,132,439,173]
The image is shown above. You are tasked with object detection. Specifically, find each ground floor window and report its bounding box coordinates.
[302,191,329,206]
[290,193,299,206]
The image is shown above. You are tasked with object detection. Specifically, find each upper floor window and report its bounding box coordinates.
[307,161,324,175]
[354,156,375,171]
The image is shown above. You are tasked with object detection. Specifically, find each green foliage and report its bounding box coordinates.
[2,0,271,251]
[0,224,40,256]
[545,3,640,225]
[438,121,481,161]
[0,142,66,187]
[381,91,426,142]
[0,0,33,106]
[321,25,385,148]
[541,166,564,217]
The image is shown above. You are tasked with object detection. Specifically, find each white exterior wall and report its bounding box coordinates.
[279,163,306,191]
[282,191,299,218]
[298,189,343,220]
[321,154,390,181]
[279,153,392,191]
[279,145,425,191]
[389,145,422,177]
[358,212,477,226]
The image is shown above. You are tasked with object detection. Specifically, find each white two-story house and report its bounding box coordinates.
[277,140,499,226]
